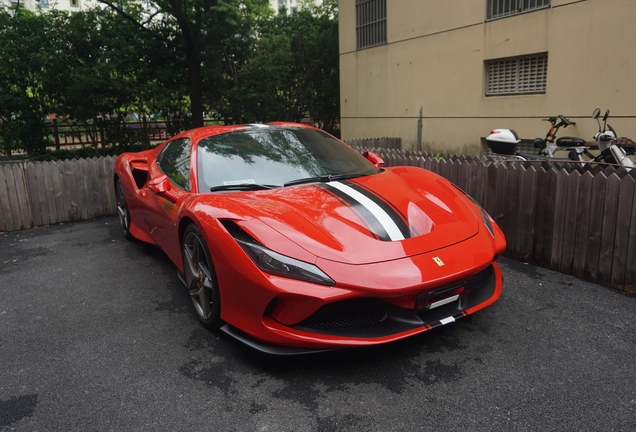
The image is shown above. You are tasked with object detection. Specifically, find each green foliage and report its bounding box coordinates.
[0,1,340,158]
[223,1,340,132]
[0,9,56,156]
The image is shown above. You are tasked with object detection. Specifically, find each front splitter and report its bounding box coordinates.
[219,324,336,355]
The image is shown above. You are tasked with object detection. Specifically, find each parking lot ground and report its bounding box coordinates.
[1,217,635,431]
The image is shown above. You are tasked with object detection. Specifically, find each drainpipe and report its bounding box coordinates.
[417,107,423,153]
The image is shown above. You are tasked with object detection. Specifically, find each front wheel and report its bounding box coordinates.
[182,224,222,329]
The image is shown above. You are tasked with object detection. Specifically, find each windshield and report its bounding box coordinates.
[197,127,378,191]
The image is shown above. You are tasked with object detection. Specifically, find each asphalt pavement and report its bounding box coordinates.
[1,217,635,431]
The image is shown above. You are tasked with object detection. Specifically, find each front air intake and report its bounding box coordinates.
[295,299,388,331]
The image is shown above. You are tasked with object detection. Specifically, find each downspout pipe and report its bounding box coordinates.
[417,107,423,153]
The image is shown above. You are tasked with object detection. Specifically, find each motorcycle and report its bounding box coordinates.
[532,115,590,161]
[486,114,588,162]
[486,109,634,170]
[587,108,634,170]
[485,128,583,163]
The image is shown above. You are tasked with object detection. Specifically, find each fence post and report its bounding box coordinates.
[52,118,60,151]
[100,126,105,148]
[142,115,148,143]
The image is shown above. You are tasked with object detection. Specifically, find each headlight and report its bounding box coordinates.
[235,238,335,286]
[467,195,495,238]
[449,184,495,238]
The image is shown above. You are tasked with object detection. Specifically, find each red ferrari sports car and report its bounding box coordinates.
[114,123,506,354]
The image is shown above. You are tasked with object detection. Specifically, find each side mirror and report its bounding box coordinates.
[149,175,172,194]
[592,108,600,119]
[363,151,384,169]
[603,109,610,122]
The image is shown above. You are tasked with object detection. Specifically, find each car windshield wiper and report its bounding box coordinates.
[209,184,279,192]
[284,173,370,187]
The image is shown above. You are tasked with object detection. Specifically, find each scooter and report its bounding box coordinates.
[485,128,582,163]
[533,115,594,161]
[588,108,634,170]
[486,110,634,170]
[487,115,589,162]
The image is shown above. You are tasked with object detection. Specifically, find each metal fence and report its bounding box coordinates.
[48,119,174,150]
[0,150,634,292]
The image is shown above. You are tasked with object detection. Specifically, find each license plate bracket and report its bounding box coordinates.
[414,285,464,313]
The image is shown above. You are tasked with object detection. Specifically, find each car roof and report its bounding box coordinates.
[172,122,318,143]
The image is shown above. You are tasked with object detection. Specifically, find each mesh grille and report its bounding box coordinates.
[468,265,493,290]
[297,299,388,331]
[486,54,548,96]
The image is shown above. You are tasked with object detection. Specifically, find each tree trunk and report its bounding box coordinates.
[186,50,204,128]
[171,0,204,128]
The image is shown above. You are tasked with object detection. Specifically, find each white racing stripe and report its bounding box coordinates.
[329,181,405,241]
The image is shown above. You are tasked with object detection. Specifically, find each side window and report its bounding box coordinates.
[157,138,191,191]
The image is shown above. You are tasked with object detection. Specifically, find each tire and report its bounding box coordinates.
[182,224,222,329]
[115,179,134,241]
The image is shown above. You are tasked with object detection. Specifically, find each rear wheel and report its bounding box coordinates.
[182,224,222,329]
[115,180,134,240]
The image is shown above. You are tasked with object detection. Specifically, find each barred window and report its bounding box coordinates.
[356,0,387,50]
[487,0,550,20]
[486,54,548,96]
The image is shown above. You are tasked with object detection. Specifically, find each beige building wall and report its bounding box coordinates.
[339,0,636,155]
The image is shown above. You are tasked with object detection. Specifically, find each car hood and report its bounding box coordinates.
[219,168,480,265]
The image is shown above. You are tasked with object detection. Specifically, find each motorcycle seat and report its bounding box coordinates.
[556,136,586,147]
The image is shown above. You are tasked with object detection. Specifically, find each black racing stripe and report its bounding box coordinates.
[315,185,382,241]
[320,184,392,241]
[350,180,419,237]
[343,181,416,239]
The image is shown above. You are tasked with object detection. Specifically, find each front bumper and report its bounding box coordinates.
[219,262,502,353]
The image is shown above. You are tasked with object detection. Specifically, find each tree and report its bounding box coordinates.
[232,0,340,133]
[0,9,58,156]
[53,7,192,145]
[97,0,271,128]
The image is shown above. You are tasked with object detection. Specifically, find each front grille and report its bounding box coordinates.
[296,299,388,331]
[292,264,497,338]
[467,265,493,290]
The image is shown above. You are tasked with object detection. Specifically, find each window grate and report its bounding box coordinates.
[356,0,387,50]
[486,53,548,96]
[487,0,550,20]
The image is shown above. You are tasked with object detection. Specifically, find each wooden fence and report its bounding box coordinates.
[0,157,116,232]
[345,137,402,150]
[354,148,636,293]
[0,151,634,292]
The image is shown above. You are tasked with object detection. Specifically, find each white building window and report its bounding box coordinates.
[356,0,386,50]
[487,0,550,20]
[486,53,548,96]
